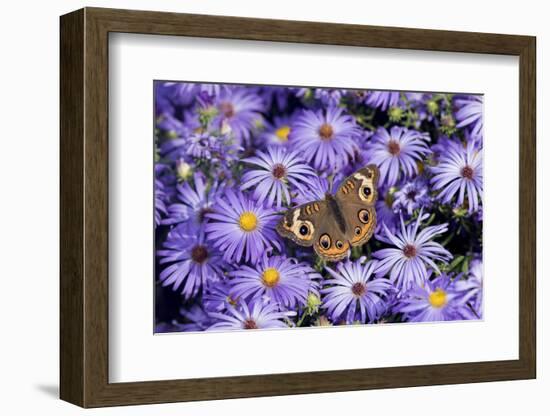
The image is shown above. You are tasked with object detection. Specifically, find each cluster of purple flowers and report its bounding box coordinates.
[154,82,483,332]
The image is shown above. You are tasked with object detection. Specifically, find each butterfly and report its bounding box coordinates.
[276,165,379,262]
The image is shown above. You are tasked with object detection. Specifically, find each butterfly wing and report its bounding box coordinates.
[313,220,351,262]
[334,164,379,247]
[276,200,327,247]
[276,199,350,262]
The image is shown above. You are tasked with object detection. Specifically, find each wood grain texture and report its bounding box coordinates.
[59,7,537,408]
[59,8,84,406]
[518,37,537,376]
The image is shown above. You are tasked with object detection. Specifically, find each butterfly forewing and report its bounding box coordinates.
[276,200,327,247]
[334,164,379,247]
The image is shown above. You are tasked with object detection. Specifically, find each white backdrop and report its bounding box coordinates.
[0,0,546,415]
[110,34,518,382]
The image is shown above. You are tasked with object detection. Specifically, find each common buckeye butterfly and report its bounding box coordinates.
[276,165,379,262]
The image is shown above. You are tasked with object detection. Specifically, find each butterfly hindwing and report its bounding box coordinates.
[312,199,350,262]
[313,227,350,262]
[344,204,377,247]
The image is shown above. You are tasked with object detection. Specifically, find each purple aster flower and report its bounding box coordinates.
[162,131,222,163]
[405,92,426,103]
[157,114,203,162]
[156,112,190,139]
[345,131,375,174]
[157,230,224,299]
[154,178,168,228]
[454,95,483,139]
[295,88,313,102]
[155,162,178,201]
[260,115,294,147]
[185,132,219,159]
[229,254,319,309]
[259,86,291,112]
[430,135,463,162]
[171,132,243,181]
[364,91,400,111]
[290,107,360,172]
[463,127,483,149]
[159,114,242,165]
[322,259,394,324]
[203,279,237,313]
[214,87,264,145]
[368,126,431,187]
[411,94,438,126]
[208,152,243,182]
[178,305,214,332]
[241,146,316,207]
[198,83,230,97]
[154,81,176,116]
[293,176,331,205]
[396,273,476,322]
[295,87,347,108]
[455,257,483,317]
[475,205,483,222]
[430,139,483,213]
[162,173,221,233]
[163,81,196,106]
[154,322,183,333]
[164,82,229,106]
[313,88,346,106]
[373,211,452,291]
[207,300,294,331]
[292,171,349,204]
[376,190,399,234]
[392,177,431,216]
[160,136,191,162]
[205,190,281,264]
[181,108,206,131]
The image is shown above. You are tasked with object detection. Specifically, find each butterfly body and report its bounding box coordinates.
[324,193,347,234]
[277,165,379,262]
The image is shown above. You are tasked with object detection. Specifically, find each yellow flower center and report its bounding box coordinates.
[262,267,280,288]
[429,288,448,308]
[275,125,291,142]
[238,211,258,232]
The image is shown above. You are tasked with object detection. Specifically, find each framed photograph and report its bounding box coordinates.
[60,7,536,408]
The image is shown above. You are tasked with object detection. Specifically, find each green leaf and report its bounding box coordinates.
[449,255,465,271]
[461,257,470,274]
[425,213,436,226]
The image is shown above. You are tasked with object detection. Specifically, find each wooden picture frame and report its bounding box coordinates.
[60,7,536,408]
